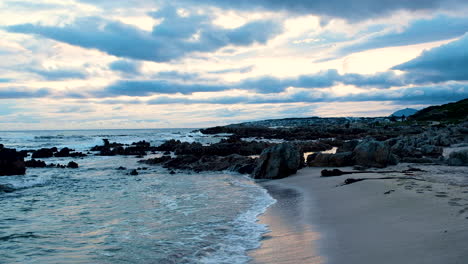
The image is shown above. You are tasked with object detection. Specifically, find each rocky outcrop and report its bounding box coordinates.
[54,148,87,158]
[253,143,303,179]
[67,161,79,168]
[91,139,152,156]
[0,145,26,176]
[140,154,257,174]
[353,139,397,168]
[447,149,468,166]
[25,159,47,168]
[308,152,354,167]
[337,140,359,153]
[156,137,272,157]
[32,147,57,159]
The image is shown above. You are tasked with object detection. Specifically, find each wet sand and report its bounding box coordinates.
[250,166,468,264]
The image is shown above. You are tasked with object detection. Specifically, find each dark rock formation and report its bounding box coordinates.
[67,161,79,168]
[32,147,57,159]
[54,148,87,158]
[0,146,26,176]
[140,154,257,174]
[337,140,359,153]
[130,169,139,175]
[91,139,150,156]
[308,152,354,167]
[321,169,349,177]
[447,149,468,166]
[353,139,397,168]
[253,143,303,179]
[155,137,272,157]
[25,159,47,168]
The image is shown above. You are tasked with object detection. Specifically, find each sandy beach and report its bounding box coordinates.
[250,165,468,264]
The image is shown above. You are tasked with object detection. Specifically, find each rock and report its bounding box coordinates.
[55,148,87,158]
[25,159,47,168]
[337,140,359,153]
[130,169,139,175]
[140,154,257,174]
[140,155,172,165]
[32,148,57,159]
[67,161,79,168]
[305,153,318,165]
[0,147,26,176]
[169,170,176,175]
[401,157,440,164]
[420,145,443,157]
[253,143,303,179]
[353,139,397,168]
[308,152,354,167]
[117,166,127,170]
[447,149,468,166]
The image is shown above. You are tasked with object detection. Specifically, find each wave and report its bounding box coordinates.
[199,178,276,263]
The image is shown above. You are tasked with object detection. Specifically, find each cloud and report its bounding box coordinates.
[0,87,50,99]
[145,83,467,105]
[208,65,254,74]
[394,33,468,83]
[102,80,228,96]
[153,71,201,81]
[338,15,468,55]
[95,69,406,97]
[185,0,468,21]
[54,105,95,113]
[109,60,141,75]
[27,67,87,80]
[7,7,282,62]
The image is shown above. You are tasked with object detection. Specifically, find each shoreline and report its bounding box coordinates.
[250,166,468,264]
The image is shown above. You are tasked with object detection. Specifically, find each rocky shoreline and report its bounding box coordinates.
[1,99,467,186]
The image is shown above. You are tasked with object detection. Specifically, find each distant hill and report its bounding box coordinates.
[410,98,468,122]
[391,108,418,117]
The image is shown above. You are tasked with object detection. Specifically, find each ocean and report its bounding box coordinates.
[0,129,276,264]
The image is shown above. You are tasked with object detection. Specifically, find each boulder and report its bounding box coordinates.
[253,143,303,179]
[0,147,26,176]
[55,148,87,158]
[337,140,359,153]
[447,149,468,166]
[32,147,57,159]
[353,139,397,168]
[308,152,354,167]
[25,159,47,168]
[67,161,79,168]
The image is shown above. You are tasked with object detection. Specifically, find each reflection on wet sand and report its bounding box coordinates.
[249,184,324,264]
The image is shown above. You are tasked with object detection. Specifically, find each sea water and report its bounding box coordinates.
[0,129,275,264]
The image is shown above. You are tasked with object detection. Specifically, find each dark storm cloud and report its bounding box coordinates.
[6,7,282,62]
[393,33,468,83]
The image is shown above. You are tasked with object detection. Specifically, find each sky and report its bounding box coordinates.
[0,0,467,129]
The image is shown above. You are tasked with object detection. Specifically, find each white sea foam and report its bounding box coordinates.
[200,177,276,264]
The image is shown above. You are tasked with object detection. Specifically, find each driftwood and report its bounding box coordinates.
[321,169,399,177]
[321,167,425,177]
[340,176,426,186]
